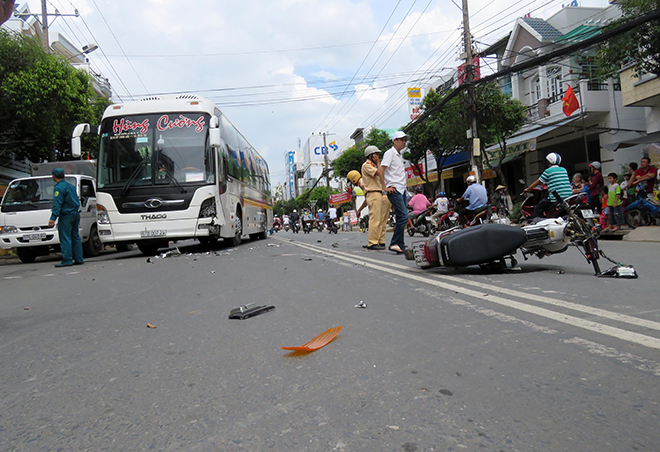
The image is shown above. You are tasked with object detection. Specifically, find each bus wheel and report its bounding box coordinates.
[17,247,37,264]
[228,215,242,246]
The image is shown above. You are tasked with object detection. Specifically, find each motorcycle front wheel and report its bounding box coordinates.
[625,208,651,228]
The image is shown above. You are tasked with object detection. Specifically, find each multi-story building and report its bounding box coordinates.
[481,3,648,190]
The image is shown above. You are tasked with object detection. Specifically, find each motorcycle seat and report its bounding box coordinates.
[439,224,527,267]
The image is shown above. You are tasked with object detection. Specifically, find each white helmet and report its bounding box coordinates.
[589,161,601,170]
[466,175,476,183]
[293,209,297,213]
[546,152,561,165]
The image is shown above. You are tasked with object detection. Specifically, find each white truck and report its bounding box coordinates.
[0,161,106,263]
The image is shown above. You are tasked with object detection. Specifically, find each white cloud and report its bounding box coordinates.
[23,0,612,184]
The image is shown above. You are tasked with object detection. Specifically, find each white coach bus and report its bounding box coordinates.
[71,94,272,255]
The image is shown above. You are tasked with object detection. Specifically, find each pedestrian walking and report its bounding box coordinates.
[380,131,410,254]
[48,168,84,267]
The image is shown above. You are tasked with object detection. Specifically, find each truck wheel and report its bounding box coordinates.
[83,225,103,257]
[17,248,37,264]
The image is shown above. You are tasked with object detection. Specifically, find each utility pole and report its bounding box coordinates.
[12,0,80,51]
[462,0,482,183]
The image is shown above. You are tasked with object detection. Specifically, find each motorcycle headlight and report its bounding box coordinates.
[0,225,18,234]
[97,204,110,224]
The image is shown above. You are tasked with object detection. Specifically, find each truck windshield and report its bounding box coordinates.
[1,177,76,212]
[97,113,215,190]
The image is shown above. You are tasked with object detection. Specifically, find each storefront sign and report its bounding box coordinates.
[329,192,351,206]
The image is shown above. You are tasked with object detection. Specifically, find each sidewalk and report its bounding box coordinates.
[622,225,660,243]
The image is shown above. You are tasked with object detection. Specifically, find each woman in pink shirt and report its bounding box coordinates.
[408,186,431,216]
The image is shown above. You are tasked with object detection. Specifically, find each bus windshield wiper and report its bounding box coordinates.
[120,160,145,197]
[163,170,186,193]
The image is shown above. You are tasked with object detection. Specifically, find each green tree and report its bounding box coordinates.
[596,0,660,78]
[407,89,469,191]
[0,29,110,162]
[332,128,392,179]
[476,83,527,192]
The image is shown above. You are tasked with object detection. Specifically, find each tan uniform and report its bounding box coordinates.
[361,160,385,247]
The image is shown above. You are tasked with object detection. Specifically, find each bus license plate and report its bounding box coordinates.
[580,209,596,219]
[23,233,46,241]
[140,229,166,238]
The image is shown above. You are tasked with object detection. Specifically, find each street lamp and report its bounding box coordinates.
[67,43,98,61]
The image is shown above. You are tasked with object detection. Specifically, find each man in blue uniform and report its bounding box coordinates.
[48,168,84,267]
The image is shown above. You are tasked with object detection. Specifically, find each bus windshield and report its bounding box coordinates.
[98,113,214,190]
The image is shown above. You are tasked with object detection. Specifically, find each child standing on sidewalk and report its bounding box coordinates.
[607,173,624,230]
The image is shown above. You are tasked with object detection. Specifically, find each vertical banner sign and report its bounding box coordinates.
[287,151,296,199]
[408,88,422,120]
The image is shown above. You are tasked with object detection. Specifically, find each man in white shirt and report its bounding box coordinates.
[379,131,410,253]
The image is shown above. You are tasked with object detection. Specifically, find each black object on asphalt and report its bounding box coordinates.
[228,303,276,320]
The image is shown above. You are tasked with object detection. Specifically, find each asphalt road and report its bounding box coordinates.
[1,230,659,451]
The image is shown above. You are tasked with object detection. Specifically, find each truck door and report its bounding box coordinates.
[79,178,97,240]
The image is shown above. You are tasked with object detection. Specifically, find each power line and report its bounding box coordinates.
[90,0,149,96]
[313,0,405,133]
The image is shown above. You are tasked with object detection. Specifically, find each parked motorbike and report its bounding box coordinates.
[625,194,660,227]
[405,191,636,277]
[408,207,435,237]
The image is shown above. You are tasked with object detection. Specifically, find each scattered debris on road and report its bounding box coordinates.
[354,300,367,308]
[228,303,276,320]
[147,323,157,329]
[281,326,342,352]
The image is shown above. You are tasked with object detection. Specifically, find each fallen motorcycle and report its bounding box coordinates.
[405,191,637,277]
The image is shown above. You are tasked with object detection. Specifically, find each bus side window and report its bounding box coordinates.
[217,149,227,194]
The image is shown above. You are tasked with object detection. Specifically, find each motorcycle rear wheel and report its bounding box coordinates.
[407,228,415,237]
[625,208,651,228]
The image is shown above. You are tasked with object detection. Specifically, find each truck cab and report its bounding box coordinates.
[0,174,102,263]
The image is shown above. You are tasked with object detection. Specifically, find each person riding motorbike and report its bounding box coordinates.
[523,152,573,219]
[272,215,282,232]
[316,209,325,229]
[430,191,449,227]
[457,175,488,226]
[290,209,300,233]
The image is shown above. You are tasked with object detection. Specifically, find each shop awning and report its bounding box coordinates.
[485,117,581,166]
[601,130,660,152]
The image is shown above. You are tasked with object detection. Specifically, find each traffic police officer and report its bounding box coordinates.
[48,168,84,267]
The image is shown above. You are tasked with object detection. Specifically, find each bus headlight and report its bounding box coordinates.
[97,204,111,224]
[199,198,216,218]
[0,225,18,234]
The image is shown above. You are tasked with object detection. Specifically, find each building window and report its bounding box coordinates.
[546,66,563,103]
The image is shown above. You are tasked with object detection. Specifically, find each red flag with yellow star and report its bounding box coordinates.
[562,85,579,117]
